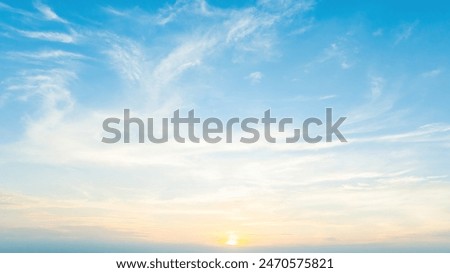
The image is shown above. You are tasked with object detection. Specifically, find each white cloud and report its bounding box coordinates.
[104,0,218,26]
[225,11,276,44]
[372,28,383,37]
[9,50,84,60]
[319,94,336,100]
[421,69,442,78]
[17,29,77,43]
[33,1,68,23]
[257,0,314,16]
[342,76,400,134]
[153,37,216,87]
[0,2,36,18]
[291,24,313,35]
[370,76,384,99]
[246,71,263,84]
[102,6,129,17]
[101,0,313,67]
[309,36,357,70]
[395,21,419,44]
[5,69,76,131]
[375,123,450,143]
[106,41,145,83]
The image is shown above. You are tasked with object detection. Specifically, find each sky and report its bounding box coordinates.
[0,0,450,252]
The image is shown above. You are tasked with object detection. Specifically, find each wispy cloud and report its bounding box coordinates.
[0,1,36,18]
[421,68,442,78]
[370,76,384,99]
[8,50,84,60]
[105,40,146,83]
[17,29,77,43]
[103,0,218,26]
[374,123,450,143]
[395,21,419,44]
[6,68,75,121]
[225,11,276,44]
[308,34,358,70]
[246,71,263,84]
[319,94,336,100]
[33,1,68,23]
[1,1,68,24]
[152,37,216,87]
[325,43,353,69]
[372,28,383,37]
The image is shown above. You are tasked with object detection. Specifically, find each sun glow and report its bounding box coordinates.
[226,232,239,246]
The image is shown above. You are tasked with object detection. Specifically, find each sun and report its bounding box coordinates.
[226,232,239,246]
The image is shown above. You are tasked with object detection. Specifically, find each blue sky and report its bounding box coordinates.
[0,0,450,252]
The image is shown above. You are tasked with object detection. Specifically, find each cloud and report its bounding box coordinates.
[374,123,450,143]
[98,0,315,101]
[395,21,419,44]
[102,6,128,16]
[154,0,218,24]
[5,68,75,121]
[33,1,68,23]
[372,28,383,37]
[101,0,313,61]
[319,95,336,100]
[342,76,399,134]
[103,0,218,26]
[152,37,216,87]
[8,50,84,60]
[324,43,351,69]
[370,76,384,99]
[0,1,68,23]
[309,35,357,70]
[421,69,442,78]
[225,10,276,44]
[17,29,77,43]
[246,71,263,84]
[0,2,36,18]
[105,40,146,83]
